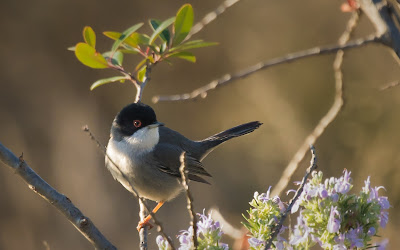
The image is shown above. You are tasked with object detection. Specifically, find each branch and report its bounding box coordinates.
[359,0,400,60]
[139,200,148,250]
[264,146,318,250]
[0,142,117,250]
[380,80,400,90]
[135,61,152,103]
[186,0,243,40]
[82,126,175,250]
[179,152,198,249]
[271,11,360,197]
[152,35,379,103]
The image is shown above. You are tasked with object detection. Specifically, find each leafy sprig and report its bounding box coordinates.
[70,4,217,93]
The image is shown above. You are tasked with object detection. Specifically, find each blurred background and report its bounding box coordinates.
[1,0,399,249]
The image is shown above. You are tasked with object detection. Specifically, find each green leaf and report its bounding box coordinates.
[103,31,121,41]
[169,40,218,52]
[135,58,147,72]
[104,31,149,47]
[167,51,196,62]
[173,4,194,46]
[149,17,175,45]
[103,51,124,66]
[137,65,147,82]
[150,19,171,43]
[111,23,143,52]
[74,42,108,69]
[83,26,96,48]
[90,76,127,90]
[129,33,150,46]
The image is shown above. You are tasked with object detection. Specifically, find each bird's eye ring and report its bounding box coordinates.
[133,120,142,128]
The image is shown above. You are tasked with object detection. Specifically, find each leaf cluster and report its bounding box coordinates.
[70,4,217,90]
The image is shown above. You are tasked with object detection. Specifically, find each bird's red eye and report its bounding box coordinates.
[133,120,142,128]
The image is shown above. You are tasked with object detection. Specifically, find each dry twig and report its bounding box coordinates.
[187,0,243,40]
[264,146,318,250]
[153,35,378,103]
[0,142,117,250]
[179,152,198,249]
[271,11,360,197]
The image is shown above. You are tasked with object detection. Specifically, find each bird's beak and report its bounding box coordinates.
[148,122,164,129]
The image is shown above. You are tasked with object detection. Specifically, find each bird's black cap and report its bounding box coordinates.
[113,103,157,136]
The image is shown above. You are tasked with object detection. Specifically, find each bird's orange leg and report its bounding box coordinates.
[137,201,165,231]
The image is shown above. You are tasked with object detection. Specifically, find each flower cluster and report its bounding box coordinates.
[289,170,390,249]
[157,170,390,249]
[243,186,291,249]
[156,210,228,250]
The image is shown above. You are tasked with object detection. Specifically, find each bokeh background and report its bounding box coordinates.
[1,0,399,249]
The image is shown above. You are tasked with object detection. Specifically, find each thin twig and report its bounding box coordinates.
[271,12,360,197]
[152,34,379,103]
[186,0,243,40]
[179,152,198,249]
[0,142,117,250]
[380,80,400,90]
[82,126,175,250]
[264,146,318,250]
[135,61,152,103]
[139,200,148,250]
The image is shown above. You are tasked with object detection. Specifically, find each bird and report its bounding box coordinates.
[105,102,262,230]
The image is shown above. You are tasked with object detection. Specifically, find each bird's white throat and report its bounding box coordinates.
[124,126,160,152]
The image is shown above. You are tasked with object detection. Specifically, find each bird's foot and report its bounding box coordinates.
[137,218,153,231]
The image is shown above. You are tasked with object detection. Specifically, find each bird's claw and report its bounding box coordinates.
[137,220,154,231]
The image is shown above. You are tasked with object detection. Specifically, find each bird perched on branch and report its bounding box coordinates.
[105,102,262,230]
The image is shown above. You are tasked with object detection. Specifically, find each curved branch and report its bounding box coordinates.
[187,0,243,40]
[152,35,379,103]
[0,142,117,250]
[264,146,318,250]
[271,11,360,197]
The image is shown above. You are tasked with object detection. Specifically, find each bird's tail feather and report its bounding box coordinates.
[202,121,262,146]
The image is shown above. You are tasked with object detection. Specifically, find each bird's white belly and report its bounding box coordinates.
[105,132,182,202]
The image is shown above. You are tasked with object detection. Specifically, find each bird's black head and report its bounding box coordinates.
[113,103,158,136]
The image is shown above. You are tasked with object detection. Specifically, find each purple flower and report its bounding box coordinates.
[334,169,352,194]
[197,210,222,237]
[290,211,310,246]
[378,196,390,210]
[346,226,364,248]
[333,233,346,250]
[248,237,265,248]
[367,227,376,236]
[377,238,389,250]
[177,228,193,250]
[327,206,341,233]
[156,235,171,250]
[380,211,389,228]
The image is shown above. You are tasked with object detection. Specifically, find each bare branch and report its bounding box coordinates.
[186,0,243,40]
[179,152,198,249]
[139,200,148,250]
[135,61,152,103]
[380,80,400,90]
[264,146,318,250]
[82,126,175,250]
[0,142,117,250]
[359,0,400,60]
[271,12,360,197]
[152,35,379,103]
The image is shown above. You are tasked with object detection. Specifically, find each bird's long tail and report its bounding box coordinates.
[205,121,262,142]
[198,121,262,159]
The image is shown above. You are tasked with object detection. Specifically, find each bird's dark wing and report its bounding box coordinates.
[150,143,211,184]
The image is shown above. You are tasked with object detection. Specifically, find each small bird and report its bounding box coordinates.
[105,102,262,230]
